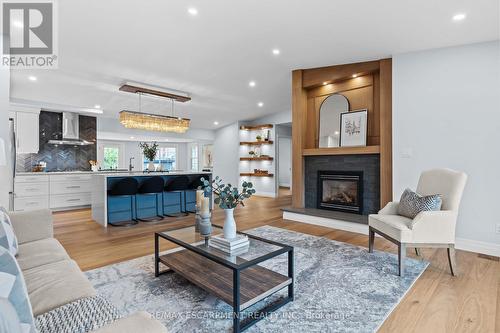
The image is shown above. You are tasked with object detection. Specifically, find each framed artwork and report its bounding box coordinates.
[202,144,213,168]
[339,109,368,147]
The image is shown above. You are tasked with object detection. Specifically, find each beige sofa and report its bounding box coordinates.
[9,209,167,333]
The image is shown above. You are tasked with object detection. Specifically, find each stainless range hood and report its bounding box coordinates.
[48,112,94,146]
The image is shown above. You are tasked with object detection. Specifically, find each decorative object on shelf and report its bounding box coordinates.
[319,93,349,148]
[255,135,262,142]
[119,93,190,133]
[89,160,99,172]
[264,129,271,141]
[248,150,255,157]
[340,109,368,147]
[253,169,269,175]
[201,176,256,240]
[139,142,158,171]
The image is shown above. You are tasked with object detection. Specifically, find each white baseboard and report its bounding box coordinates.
[455,238,500,257]
[283,211,500,258]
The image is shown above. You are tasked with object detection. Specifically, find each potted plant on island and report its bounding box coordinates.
[139,142,158,172]
[201,176,256,240]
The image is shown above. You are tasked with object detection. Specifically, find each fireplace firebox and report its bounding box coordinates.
[317,171,363,214]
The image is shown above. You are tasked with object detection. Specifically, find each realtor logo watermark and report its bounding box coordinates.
[1,0,58,68]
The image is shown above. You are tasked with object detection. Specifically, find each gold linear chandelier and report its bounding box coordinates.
[119,111,190,133]
[119,91,190,133]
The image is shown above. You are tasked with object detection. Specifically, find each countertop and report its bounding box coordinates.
[16,171,211,177]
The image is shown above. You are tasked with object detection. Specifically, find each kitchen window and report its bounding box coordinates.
[143,146,177,171]
[190,144,199,171]
[99,142,124,170]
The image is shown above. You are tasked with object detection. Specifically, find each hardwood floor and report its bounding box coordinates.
[53,194,500,332]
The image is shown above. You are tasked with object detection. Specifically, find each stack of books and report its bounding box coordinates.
[210,235,249,255]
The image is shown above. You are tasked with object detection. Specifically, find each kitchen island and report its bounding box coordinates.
[91,171,211,227]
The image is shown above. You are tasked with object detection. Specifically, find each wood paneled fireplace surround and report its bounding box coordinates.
[290,59,392,223]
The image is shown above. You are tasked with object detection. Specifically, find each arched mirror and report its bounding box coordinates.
[318,94,349,148]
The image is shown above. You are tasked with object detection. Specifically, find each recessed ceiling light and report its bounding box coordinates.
[352,74,358,78]
[188,7,198,16]
[272,49,280,55]
[452,13,466,21]
[94,104,101,109]
[28,76,37,81]
[249,81,256,87]
[257,102,264,107]
[322,81,328,86]
[130,136,135,139]
[213,121,219,125]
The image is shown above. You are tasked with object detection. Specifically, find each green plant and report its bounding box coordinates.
[139,142,158,161]
[249,151,255,156]
[256,135,262,141]
[200,176,256,209]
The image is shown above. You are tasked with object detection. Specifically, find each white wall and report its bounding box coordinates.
[97,117,215,142]
[393,41,500,253]
[0,35,10,208]
[213,123,240,187]
[97,139,198,171]
[250,110,291,125]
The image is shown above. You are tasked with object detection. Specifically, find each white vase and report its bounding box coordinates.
[148,161,155,171]
[223,208,237,240]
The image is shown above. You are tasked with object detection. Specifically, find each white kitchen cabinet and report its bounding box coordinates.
[16,111,40,154]
[14,173,93,211]
[13,175,49,211]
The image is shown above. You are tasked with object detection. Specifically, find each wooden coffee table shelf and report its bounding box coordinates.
[155,225,294,333]
[159,249,292,311]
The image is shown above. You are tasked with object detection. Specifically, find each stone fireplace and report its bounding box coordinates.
[318,171,363,214]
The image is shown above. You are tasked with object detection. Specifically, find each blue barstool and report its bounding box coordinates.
[163,176,190,217]
[107,178,139,227]
[135,176,165,222]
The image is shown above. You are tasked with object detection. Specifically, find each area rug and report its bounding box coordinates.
[85,226,428,332]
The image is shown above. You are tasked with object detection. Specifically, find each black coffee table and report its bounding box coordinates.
[155,225,294,332]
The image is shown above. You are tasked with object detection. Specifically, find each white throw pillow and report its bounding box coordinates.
[0,208,19,256]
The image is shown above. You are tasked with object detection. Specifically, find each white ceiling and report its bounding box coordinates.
[9,0,499,130]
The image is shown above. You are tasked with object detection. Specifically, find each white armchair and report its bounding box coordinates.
[368,168,467,276]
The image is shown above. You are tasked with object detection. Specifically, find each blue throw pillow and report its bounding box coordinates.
[0,208,18,256]
[398,188,442,219]
[0,246,36,333]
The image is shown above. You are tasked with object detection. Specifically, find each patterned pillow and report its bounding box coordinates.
[0,246,37,333]
[398,188,442,219]
[0,208,19,256]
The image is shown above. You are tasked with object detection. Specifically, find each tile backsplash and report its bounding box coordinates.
[16,111,97,172]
